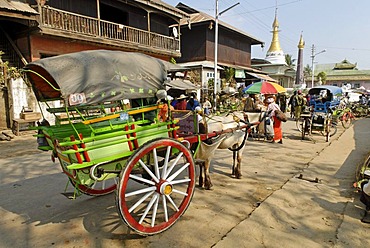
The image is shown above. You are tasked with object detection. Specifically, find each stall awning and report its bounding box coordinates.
[165,79,199,90]
[245,72,277,82]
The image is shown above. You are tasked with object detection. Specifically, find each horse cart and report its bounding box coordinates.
[298,86,342,142]
[23,50,253,235]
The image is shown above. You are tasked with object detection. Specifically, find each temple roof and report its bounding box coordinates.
[315,61,370,80]
[333,59,357,70]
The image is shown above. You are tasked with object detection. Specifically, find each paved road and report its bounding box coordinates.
[0,118,369,247]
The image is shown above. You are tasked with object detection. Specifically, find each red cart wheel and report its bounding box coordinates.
[116,138,195,235]
[70,175,118,196]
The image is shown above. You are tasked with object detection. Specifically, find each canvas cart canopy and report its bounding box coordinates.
[23,50,171,106]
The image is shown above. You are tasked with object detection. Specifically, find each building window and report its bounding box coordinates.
[206,72,214,78]
[354,83,360,88]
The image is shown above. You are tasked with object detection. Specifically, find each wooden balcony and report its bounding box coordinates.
[38,6,180,56]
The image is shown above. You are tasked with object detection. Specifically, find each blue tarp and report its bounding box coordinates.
[308,85,343,112]
[308,85,343,96]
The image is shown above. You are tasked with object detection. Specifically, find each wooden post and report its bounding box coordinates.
[147,11,151,46]
[96,0,101,36]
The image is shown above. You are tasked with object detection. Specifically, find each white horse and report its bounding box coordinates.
[195,112,258,189]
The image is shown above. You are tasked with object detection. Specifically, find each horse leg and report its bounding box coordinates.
[204,159,213,190]
[196,159,204,188]
[234,150,243,179]
[231,150,236,177]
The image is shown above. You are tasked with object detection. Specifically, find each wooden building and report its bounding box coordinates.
[0,0,189,66]
[0,0,189,129]
[174,3,266,93]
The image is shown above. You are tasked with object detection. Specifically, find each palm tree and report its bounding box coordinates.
[285,54,296,67]
[223,67,236,89]
[303,64,312,77]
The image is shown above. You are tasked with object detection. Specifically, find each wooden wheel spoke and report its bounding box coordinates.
[129,174,155,185]
[161,146,172,179]
[167,163,190,182]
[125,186,156,197]
[172,188,188,197]
[153,148,160,179]
[139,193,159,224]
[151,194,160,227]
[171,178,191,185]
[162,195,168,222]
[139,159,159,183]
[164,152,184,179]
[165,194,179,212]
[128,191,155,213]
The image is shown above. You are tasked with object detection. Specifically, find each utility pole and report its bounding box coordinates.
[311,44,326,88]
[213,0,240,112]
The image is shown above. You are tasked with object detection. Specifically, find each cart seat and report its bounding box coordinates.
[314,102,331,113]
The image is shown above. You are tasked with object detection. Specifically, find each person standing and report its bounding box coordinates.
[288,91,297,118]
[202,97,212,115]
[266,95,283,144]
[293,90,305,120]
[243,94,256,112]
[279,93,287,113]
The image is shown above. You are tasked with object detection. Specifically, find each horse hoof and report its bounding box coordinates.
[205,183,213,190]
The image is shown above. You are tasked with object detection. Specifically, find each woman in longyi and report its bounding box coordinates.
[266,95,283,144]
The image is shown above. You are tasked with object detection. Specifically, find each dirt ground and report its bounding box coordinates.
[0,118,370,247]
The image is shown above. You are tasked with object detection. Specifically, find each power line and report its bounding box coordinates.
[221,0,300,49]
[224,0,303,15]
[319,46,370,52]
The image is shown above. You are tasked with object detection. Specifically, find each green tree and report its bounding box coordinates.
[317,71,327,84]
[285,54,296,67]
[303,64,312,77]
[0,51,21,81]
[223,67,236,89]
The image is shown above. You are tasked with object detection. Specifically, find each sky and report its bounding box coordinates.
[163,0,370,70]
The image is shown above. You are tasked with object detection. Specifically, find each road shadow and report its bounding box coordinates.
[0,173,144,240]
[310,118,370,221]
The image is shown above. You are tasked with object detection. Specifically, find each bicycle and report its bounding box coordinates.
[331,106,356,129]
[296,110,337,137]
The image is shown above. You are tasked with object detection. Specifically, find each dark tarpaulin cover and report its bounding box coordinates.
[24,50,169,106]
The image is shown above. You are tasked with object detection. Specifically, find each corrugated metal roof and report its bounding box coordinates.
[135,0,189,19]
[178,60,223,70]
[177,4,263,45]
[0,0,38,14]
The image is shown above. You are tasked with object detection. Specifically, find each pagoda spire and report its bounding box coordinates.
[295,32,305,86]
[265,7,285,64]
